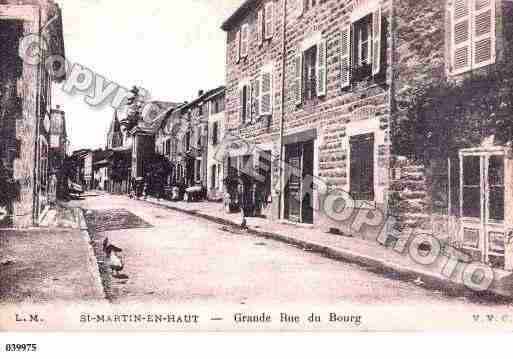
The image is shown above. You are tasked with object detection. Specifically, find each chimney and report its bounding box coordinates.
[198,90,204,97]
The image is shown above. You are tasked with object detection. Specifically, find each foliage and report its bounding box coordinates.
[121,86,146,132]
[393,68,513,161]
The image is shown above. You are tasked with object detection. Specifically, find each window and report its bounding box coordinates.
[305,0,317,11]
[304,45,317,101]
[264,2,274,40]
[352,15,373,80]
[260,69,273,115]
[462,156,481,218]
[197,128,202,149]
[251,78,260,119]
[241,23,249,58]
[452,0,495,74]
[211,165,217,189]
[488,155,504,221]
[292,39,326,105]
[239,84,250,123]
[185,131,191,152]
[195,159,202,182]
[340,7,382,88]
[165,138,171,156]
[212,122,219,146]
[350,134,374,201]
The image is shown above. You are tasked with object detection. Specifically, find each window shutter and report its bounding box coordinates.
[452,0,472,74]
[264,2,274,40]
[473,0,495,68]
[252,78,261,119]
[235,29,241,63]
[257,9,264,45]
[340,25,352,88]
[241,24,249,58]
[372,8,382,76]
[297,0,304,18]
[246,85,252,123]
[239,87,244,124]
[260,70,273,116]
[317,39,327,97]
[293,53,303,105]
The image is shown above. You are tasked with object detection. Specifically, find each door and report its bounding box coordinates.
[284,141,314,224]
[285,143,302,223]
[350,134,375,201]
[460,152,506,265]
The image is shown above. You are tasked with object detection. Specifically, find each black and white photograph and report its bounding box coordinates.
[2,0,513,337]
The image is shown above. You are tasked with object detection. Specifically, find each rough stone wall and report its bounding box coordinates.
[224,0,393,232]
[283,0,392,232]
[389,158,430,230]
[391,0,513,246]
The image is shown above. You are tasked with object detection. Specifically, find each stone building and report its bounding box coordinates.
[205,87,226,201]
[222,0,391,226]
[0,0,65,227]
[390,0,513,269]
[157,88,224,194]
[49,105,68,199]
[222,0,513,270]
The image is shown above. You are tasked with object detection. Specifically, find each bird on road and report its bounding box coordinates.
[413,277,425,286]
[103,238,124,277]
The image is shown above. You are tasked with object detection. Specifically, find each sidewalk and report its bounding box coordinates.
[144,196,513,299]
[0,209,105,304]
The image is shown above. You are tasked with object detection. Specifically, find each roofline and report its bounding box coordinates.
[180,85,226,111]
[203,87,226,101]
[221,0,257,31]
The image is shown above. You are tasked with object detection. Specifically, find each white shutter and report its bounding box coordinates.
[235,29,241,63]
[260,70,273,116]
[239,87,244,124]
[293,53,303,105]
[257,9,264,45]
[317,39,327,97]
[241,24,249,58]
[297,0,304,18]
[246,85,252,123]
[264,2,274,40]
[253,78,261,118]
[372,7,382,76]
[473,0,495,68]
[340,25,352,88]
[452,0,472,74]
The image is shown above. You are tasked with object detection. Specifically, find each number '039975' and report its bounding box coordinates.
[5,344,37,352]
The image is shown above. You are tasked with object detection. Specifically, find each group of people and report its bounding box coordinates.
[233,175,266,230]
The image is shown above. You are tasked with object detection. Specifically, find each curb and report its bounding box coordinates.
[144,198,513,301]
[77,209,109,303]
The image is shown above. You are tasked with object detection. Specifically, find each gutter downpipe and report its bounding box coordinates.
[278,0,287,220]
[32,7,43,226]
[386,0,395,220]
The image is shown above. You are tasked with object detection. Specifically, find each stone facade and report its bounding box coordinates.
[0,0,65,228]
[223,0,391,232]
[222,0,513,261]
[205,88,226,201]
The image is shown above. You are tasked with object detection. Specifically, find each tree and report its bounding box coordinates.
[393,68,513,162]
[120,86,146,133]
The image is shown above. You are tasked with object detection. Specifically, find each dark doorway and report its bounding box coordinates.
[284,140,314,224]
[350,134,375,201]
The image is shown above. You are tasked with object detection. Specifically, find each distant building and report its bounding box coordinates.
[205,87,226,201]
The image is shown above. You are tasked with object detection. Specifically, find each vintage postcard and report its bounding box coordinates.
[1,0,513,335]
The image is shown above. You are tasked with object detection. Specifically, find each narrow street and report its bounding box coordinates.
[72,192,512,308]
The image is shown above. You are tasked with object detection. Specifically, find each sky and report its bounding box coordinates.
[53,0,244,152]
